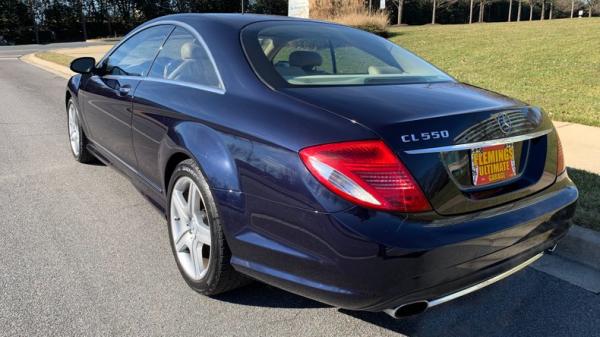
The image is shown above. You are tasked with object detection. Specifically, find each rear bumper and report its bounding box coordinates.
[384,251,544,317]
[374,245,553,313]
[426,252,543,308]
[226,174,577,312]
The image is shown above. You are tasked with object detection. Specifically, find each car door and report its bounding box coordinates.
[131,26,225,188]
[80,25,173,168]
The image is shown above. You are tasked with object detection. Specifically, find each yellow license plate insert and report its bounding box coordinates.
[471,144,517,186]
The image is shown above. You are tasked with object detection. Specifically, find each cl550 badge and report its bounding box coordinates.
[401,130,450,143]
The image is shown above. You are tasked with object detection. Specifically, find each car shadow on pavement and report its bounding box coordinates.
[338,269,599,337]
[212,269,599,336]
[214,282,329,309]
[207,268,599,336]
[82,157,105,166]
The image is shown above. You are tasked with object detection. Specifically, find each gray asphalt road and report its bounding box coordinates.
[0,41,102,59]
[0,58,598,337]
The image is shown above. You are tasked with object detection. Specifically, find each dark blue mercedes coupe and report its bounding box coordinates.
[65,14,577,318]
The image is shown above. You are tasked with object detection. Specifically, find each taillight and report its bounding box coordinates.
[299,140,431,212]
[556,133,565,175]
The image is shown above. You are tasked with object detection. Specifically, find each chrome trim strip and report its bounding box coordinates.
[404,129,552,154]
[427,253,543,308]
[101,75,226,95]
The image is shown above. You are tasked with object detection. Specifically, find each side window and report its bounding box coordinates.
[105,25,172,77]
[148,27,222,89]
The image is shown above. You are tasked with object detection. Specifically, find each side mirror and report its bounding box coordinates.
[70,57,96,74]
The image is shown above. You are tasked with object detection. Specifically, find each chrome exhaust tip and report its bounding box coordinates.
[383,301,429,319]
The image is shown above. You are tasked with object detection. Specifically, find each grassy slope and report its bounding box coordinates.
[567,168,600,231]
[389,18,600,127]
[390,20,600,230]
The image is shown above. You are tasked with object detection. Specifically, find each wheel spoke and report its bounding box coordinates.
[68,105,80,156]
[175,229,193,252]
[188,183,200,223]
[190,239,203,277]
[195,224,211,246]
[172,190,190,223]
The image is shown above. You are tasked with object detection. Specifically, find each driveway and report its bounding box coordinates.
[0,57,598,337]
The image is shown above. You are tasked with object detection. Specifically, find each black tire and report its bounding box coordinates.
[167,159,249,295]
[67,98,95,163]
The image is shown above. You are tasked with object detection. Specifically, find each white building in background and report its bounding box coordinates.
[288,0,310,18]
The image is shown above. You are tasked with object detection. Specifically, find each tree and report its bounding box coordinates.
[430,0,458,24]
[552,0,578,18]
[527,0,534,20]
[391,0,405,25]
[478,0,485,22]
[469,0,474,22]
[583,0,599,16]
[251,0,287,15]
[0,0,30,40]
[27,0,42,43]
[44,0,79,40]
[79,0,87,40]
[98,0,114,35]
[6,0,589,45]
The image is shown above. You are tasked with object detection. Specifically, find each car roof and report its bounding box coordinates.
[148,13,307,31]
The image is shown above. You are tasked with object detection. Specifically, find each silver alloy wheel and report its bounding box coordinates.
[68,102,80,157]
[170,176,211,281]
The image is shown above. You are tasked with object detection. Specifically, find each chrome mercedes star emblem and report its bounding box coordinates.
[497,112,513,134]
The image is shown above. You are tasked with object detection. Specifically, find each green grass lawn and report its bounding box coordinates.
[567,168,600,231]
[35,52,75,68]
[389,18,600,127]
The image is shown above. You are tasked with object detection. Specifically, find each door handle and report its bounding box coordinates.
[118,85,131,95]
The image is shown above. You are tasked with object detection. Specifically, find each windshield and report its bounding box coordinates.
[241,22,454,88]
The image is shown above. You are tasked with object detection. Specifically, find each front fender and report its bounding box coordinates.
[66,74,95,137]
[66,74,82,104]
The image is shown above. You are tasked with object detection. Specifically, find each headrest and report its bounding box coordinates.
[289,51,322,70]
[180,42,203,60]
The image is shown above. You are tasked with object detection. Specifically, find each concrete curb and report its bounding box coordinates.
[20,53,72,79]
[86,37,121,43]
[555,225,600,270]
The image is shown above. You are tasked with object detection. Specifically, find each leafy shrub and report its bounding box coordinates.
[309,0,389,36]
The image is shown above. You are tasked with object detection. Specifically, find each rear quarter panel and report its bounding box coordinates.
[131,80,376,243]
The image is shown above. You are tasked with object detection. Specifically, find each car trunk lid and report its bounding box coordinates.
[282,82,559,215]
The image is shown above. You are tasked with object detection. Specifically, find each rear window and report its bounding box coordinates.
[242,22,453,88]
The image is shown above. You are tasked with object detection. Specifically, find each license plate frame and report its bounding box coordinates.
[471,143,517,186]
